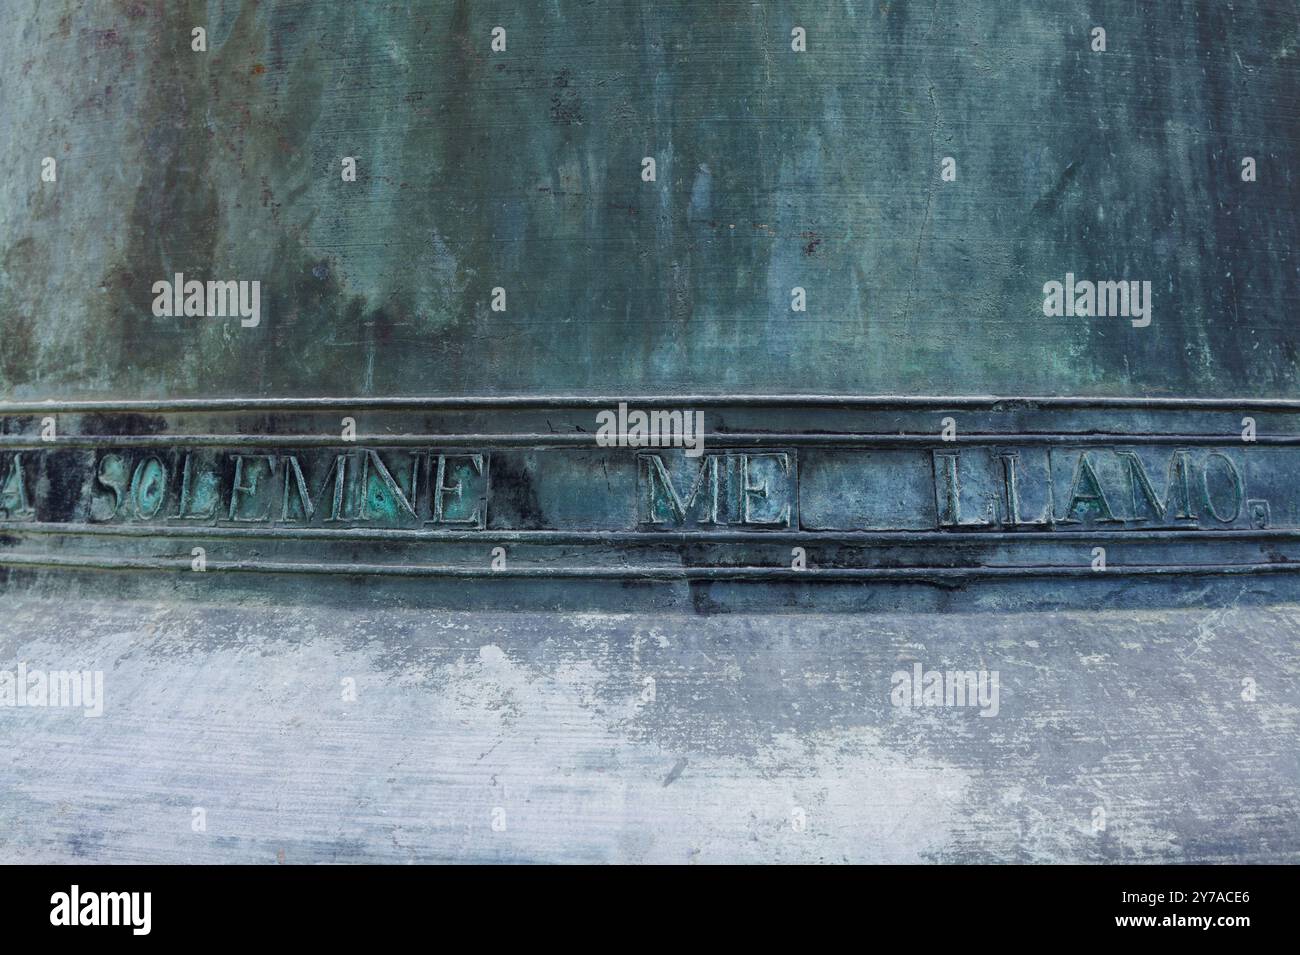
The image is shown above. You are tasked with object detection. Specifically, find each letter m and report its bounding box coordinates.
[101,893,130,926]
[1117,450,1195,521]
[50,671,82,708]
[946,671,977,707]
[1097,280,1130,317]
[206,280,240,317]
[639,454,719,525]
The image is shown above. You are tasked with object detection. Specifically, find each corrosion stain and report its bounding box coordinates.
[549,68,584,126]
[251,63,267,76]
[88,28,123,51]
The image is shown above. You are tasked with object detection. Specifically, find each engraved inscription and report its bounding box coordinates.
[0,453,34,520]
[85,449,489,529]
[0,442,1276,536]
[638,452,795,527]
[933,447,1250,528]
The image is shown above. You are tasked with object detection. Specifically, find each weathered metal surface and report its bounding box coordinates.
[1,596,1296,863]
[2,3,1299,597]
[2,3,1299,863]
[1,2,1298,400]
[3,397,1300,606]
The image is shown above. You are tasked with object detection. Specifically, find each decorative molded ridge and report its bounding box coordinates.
[1,552,1298,579]
[1,432,1299,449]
[1,396,1296,580]
[3,393,1300,413]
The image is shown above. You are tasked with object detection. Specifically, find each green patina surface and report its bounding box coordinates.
[1,1,1298,400]
[2,5,1300,868]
